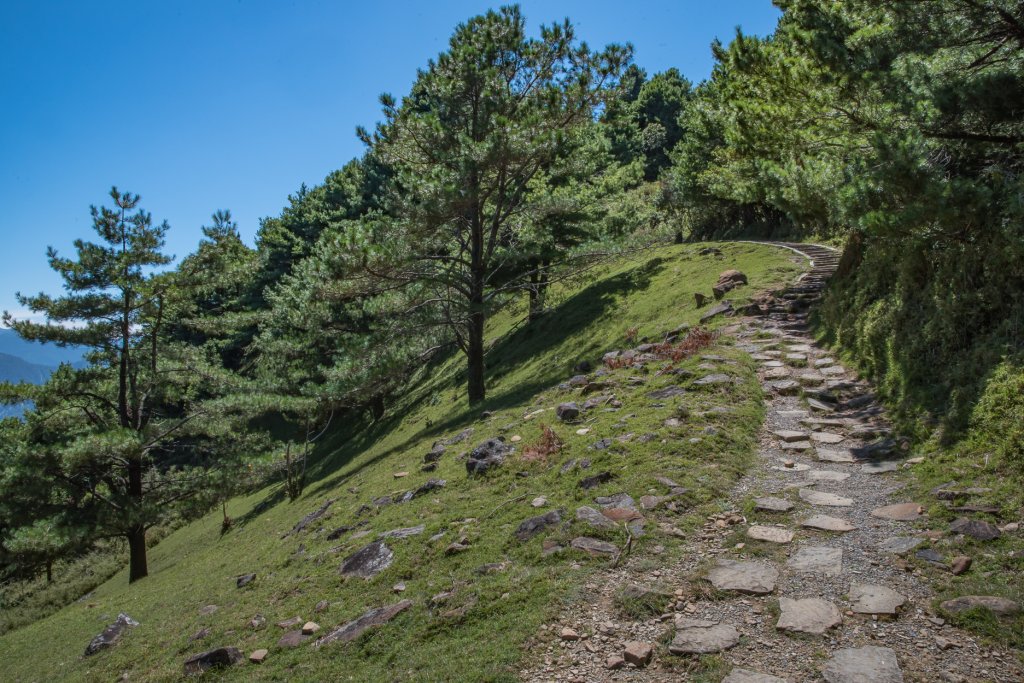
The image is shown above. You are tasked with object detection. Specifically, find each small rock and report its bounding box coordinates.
[939,595,1020,617]
[302,621,320,635]
[949,556,972,575]
[276,616,303,629]
[84,613,139,656]
[249,648,268,663]
[531,496,547,508]
[236,573,256,588]
[746,525,794,544]
[669,618,739,654]
[801,515,856,532]
[556,403,581,421]
[570,536,618,557]
[313,600,414,647]
[560,627,580,641]
[466,438,513,475]
[623,641,653,667]
[340,540,394,578]
[948,518,1001,541]
[871,503,923,521]
[606,655,625,670]
[754,497,794,513]
[183,647,244,674]
[314,600,329,613]
[515,510,563,542]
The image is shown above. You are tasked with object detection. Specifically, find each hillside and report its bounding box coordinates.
[0,352,52,384]
[0,329,85,369]
[0,242,803,681]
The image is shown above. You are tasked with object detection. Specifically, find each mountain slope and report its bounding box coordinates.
[0,242,804,682]
[0,351,53,384]
[0,329,85,369]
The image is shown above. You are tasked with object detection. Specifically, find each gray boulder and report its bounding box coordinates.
[466,438,513,475]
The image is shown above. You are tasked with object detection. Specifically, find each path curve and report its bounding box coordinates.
[520,242,1022,683]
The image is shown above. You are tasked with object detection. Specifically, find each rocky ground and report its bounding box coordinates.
[519,244,1023,683]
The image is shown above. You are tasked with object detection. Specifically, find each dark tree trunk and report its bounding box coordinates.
[467,308,486,404]
[45,559,53,584]
[127,525,148,583]
[126,456,147,582]
[370,395,386,420]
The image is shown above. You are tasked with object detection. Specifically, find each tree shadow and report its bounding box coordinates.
[301,256,667,498]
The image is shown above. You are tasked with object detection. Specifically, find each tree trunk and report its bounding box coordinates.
[528,264,549,321]
[467,308,486,403]
[127,525,148,583]
[370,395,385,420]
[45,559,53,584]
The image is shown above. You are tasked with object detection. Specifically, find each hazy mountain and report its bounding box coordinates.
[0,352,52,384]
[0,328,86,368]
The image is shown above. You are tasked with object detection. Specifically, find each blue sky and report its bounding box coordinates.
[0,1,781,318]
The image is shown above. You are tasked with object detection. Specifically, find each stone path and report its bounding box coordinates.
[520,243,1023,683]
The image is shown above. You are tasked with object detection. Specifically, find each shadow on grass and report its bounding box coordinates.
[302,257,667,499]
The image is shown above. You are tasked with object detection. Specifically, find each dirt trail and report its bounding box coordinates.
[520,243,1023,683]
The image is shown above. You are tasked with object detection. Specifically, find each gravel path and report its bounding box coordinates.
[520,243,1023,683]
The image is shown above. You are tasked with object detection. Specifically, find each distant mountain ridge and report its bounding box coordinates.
[0,328,86,368]
[0,352,52,384]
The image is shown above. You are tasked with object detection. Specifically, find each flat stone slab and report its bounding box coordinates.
[723,669,789,683]
[816,448,856,463]
[822,646,903,683]
[849,584,906,616]
[811,432,845,444]
[776,597,842,635]
[694,373,734,386]
[788,546,843,576]
[747,525,794,543]
[939,595,1020,616]
[570,536,618,557]
[800,489,854,507]
[755,497,794,513]
[820,365,848,376]
[780,441,813,451]
[871,503,923,521]
[798,374,826,386]
[773,430,809,443]
[314,600,413,647]
[340,541,394,578]
[807,398,836,412]
[807,470,850,483]
[861,461,899,474]
[767,379,800,394]
[876,536,924,555]
[576,506,615,530]
[706,559,779,595]
[801,515,856,532]
[669,618,740,654]
[949,518,1001,541]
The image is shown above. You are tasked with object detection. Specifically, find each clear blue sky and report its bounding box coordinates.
[0,1,781,318]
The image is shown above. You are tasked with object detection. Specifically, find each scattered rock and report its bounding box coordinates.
[340,540,394,579]
[556,403,580,421]
[849,584,906,615]
[776,597,842,635]
[283,498,336,537]
[807,470,851,483]
[706,559,779,595]
[248,614,266,630]
[822,646,903,683]
[576,506,615,530]
[949,517,1001,541]
[276,616,303,629]
[669,618,740,654]
[939,595,1020,617]
[606,655,625,670]
[315,600,329,613]
[816,448,856,463]
[623,641,653,667]
[314,600,414,647]
[189,627,211,642]
[84,613,139,656]
[570,536,618,557]
[379,525,425,539]
[950,556,972,575]
[249,649,268,664]
[560,627,580,641]
[871,503,923,521]
[183,647,244,674]
[515,510,563,541]
[236,573,256,588]
[700,302,733,324]
[579,471,614,489]
[773,430,808,442]
[466,438,513,475]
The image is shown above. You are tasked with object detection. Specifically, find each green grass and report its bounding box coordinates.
[0,242,802,682]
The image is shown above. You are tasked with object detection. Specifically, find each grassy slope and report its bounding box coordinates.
[0,242,802,682]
